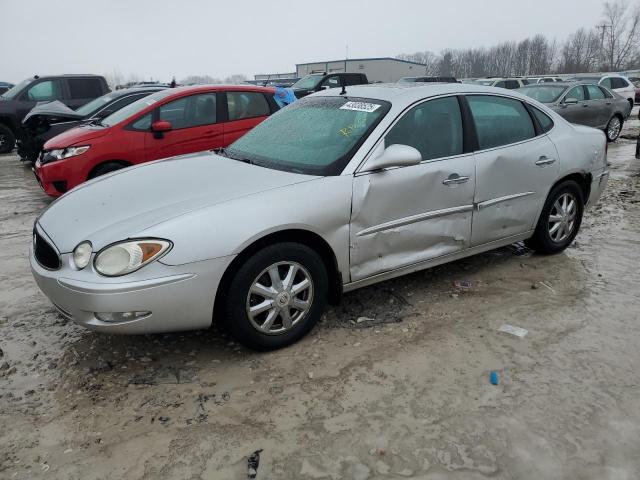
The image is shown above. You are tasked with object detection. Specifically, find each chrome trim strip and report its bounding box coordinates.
[344,231,533,292]
[356,204,474,237]
[475,191,535,211]
[58,273,196,294]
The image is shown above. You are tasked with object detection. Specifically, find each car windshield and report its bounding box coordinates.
[517,85,567,103]
[100,92,165,127]
[74,93,116,117]
[292,75,324,90]
[474,79,495,86]
[0,78,32,99]
[226,96,390,176]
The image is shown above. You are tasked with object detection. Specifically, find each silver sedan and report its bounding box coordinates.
[517,82,631,142]
[31,83,609,350]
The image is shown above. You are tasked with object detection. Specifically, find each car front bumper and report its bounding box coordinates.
[30,244,234,334]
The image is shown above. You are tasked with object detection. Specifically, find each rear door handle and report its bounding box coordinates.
[535,156,556,166]
[442,174,470,186]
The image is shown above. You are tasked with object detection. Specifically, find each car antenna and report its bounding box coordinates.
[340,84,346,95]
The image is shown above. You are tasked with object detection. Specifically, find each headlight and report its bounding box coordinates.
[49,145,91,161]
[94,239,171,277]
[72,241,92,269]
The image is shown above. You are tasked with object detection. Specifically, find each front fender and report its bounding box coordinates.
[146,175,354,277]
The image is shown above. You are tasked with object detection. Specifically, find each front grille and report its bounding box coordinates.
[33,228,60,270]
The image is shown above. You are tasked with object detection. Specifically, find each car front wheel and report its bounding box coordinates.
[605,115,622,142]
[222,242,328,350]
[525,180,584,254]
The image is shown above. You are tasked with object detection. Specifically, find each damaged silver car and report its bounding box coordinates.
[31,83,609,350]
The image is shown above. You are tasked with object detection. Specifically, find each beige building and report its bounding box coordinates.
[296,57,427,83]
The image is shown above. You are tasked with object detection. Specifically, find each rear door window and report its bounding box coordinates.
[611,77,629,88]
[530,106,554,133]
[467,95,535,150]
[68,78,103,99]
[226,91,270,121]
[25,80,63,101]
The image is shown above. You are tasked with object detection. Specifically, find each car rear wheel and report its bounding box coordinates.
[222,242,328,350]
[0,124,15,154]
[88,161,126,179]
[525,180,584,254]
[605,115,622,142]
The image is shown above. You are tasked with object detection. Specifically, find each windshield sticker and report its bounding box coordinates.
[339,115,368,137]
[339,101,380,113]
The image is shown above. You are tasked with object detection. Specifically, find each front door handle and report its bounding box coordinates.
[442,174,470,186]
[535,156,556,166]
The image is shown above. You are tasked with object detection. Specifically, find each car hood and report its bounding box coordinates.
[22,100,84,127]
[43,124,110,149]
[37,151,317,253]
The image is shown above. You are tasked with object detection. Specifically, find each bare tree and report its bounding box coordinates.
[601,0,640,70]
[224,74,248,84]
[559,28,602,73]
[180,75,221,85]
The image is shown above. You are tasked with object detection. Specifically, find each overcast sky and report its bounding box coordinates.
[1,0,607,83]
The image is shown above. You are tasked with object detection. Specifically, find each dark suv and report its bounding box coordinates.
[0,75,109,153]
[291,73,368,98]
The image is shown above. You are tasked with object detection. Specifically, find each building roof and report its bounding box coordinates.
[296,57,426,67]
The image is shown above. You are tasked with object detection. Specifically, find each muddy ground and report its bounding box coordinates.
[1,115,640,480]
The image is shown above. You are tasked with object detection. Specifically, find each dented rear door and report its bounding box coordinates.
[466,94,559,247]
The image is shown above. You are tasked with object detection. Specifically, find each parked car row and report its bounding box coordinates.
[33,84,288,196]
[30,82,609,350]
[517,81,631,141]
[0,75,110,154]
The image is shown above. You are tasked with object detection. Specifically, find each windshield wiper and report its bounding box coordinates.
[215,147,254,165]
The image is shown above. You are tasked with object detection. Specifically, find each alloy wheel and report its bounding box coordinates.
[548,192,577,243]
[608,117,621,140]
[246,261,314,335]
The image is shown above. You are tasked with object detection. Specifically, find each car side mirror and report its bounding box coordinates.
[564,97,578,105]
[151,120,172,139]
[152,120,172,132]
[364,144,422,172]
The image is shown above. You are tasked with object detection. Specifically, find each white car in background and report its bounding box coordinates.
[473,78,529,89]
[526,76,564,84]
[572,74,635,108]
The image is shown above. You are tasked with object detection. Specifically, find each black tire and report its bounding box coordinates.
[605,115,622,142]
[0,124,15,154]
[222,242,328,350]
[525,180,584,254]
[88,161,126,179]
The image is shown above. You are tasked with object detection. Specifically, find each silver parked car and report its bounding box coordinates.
[518,82,631,141]
[31,83,609,350]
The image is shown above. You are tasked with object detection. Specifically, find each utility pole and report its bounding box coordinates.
[597,23,613,71]
[345,44,349,73]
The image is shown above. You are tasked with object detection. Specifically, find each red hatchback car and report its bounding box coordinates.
[35,85,280,196]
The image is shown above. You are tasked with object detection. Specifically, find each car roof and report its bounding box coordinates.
[144,84,276,101]
[107,86,168,97]
[312,82,529,103]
